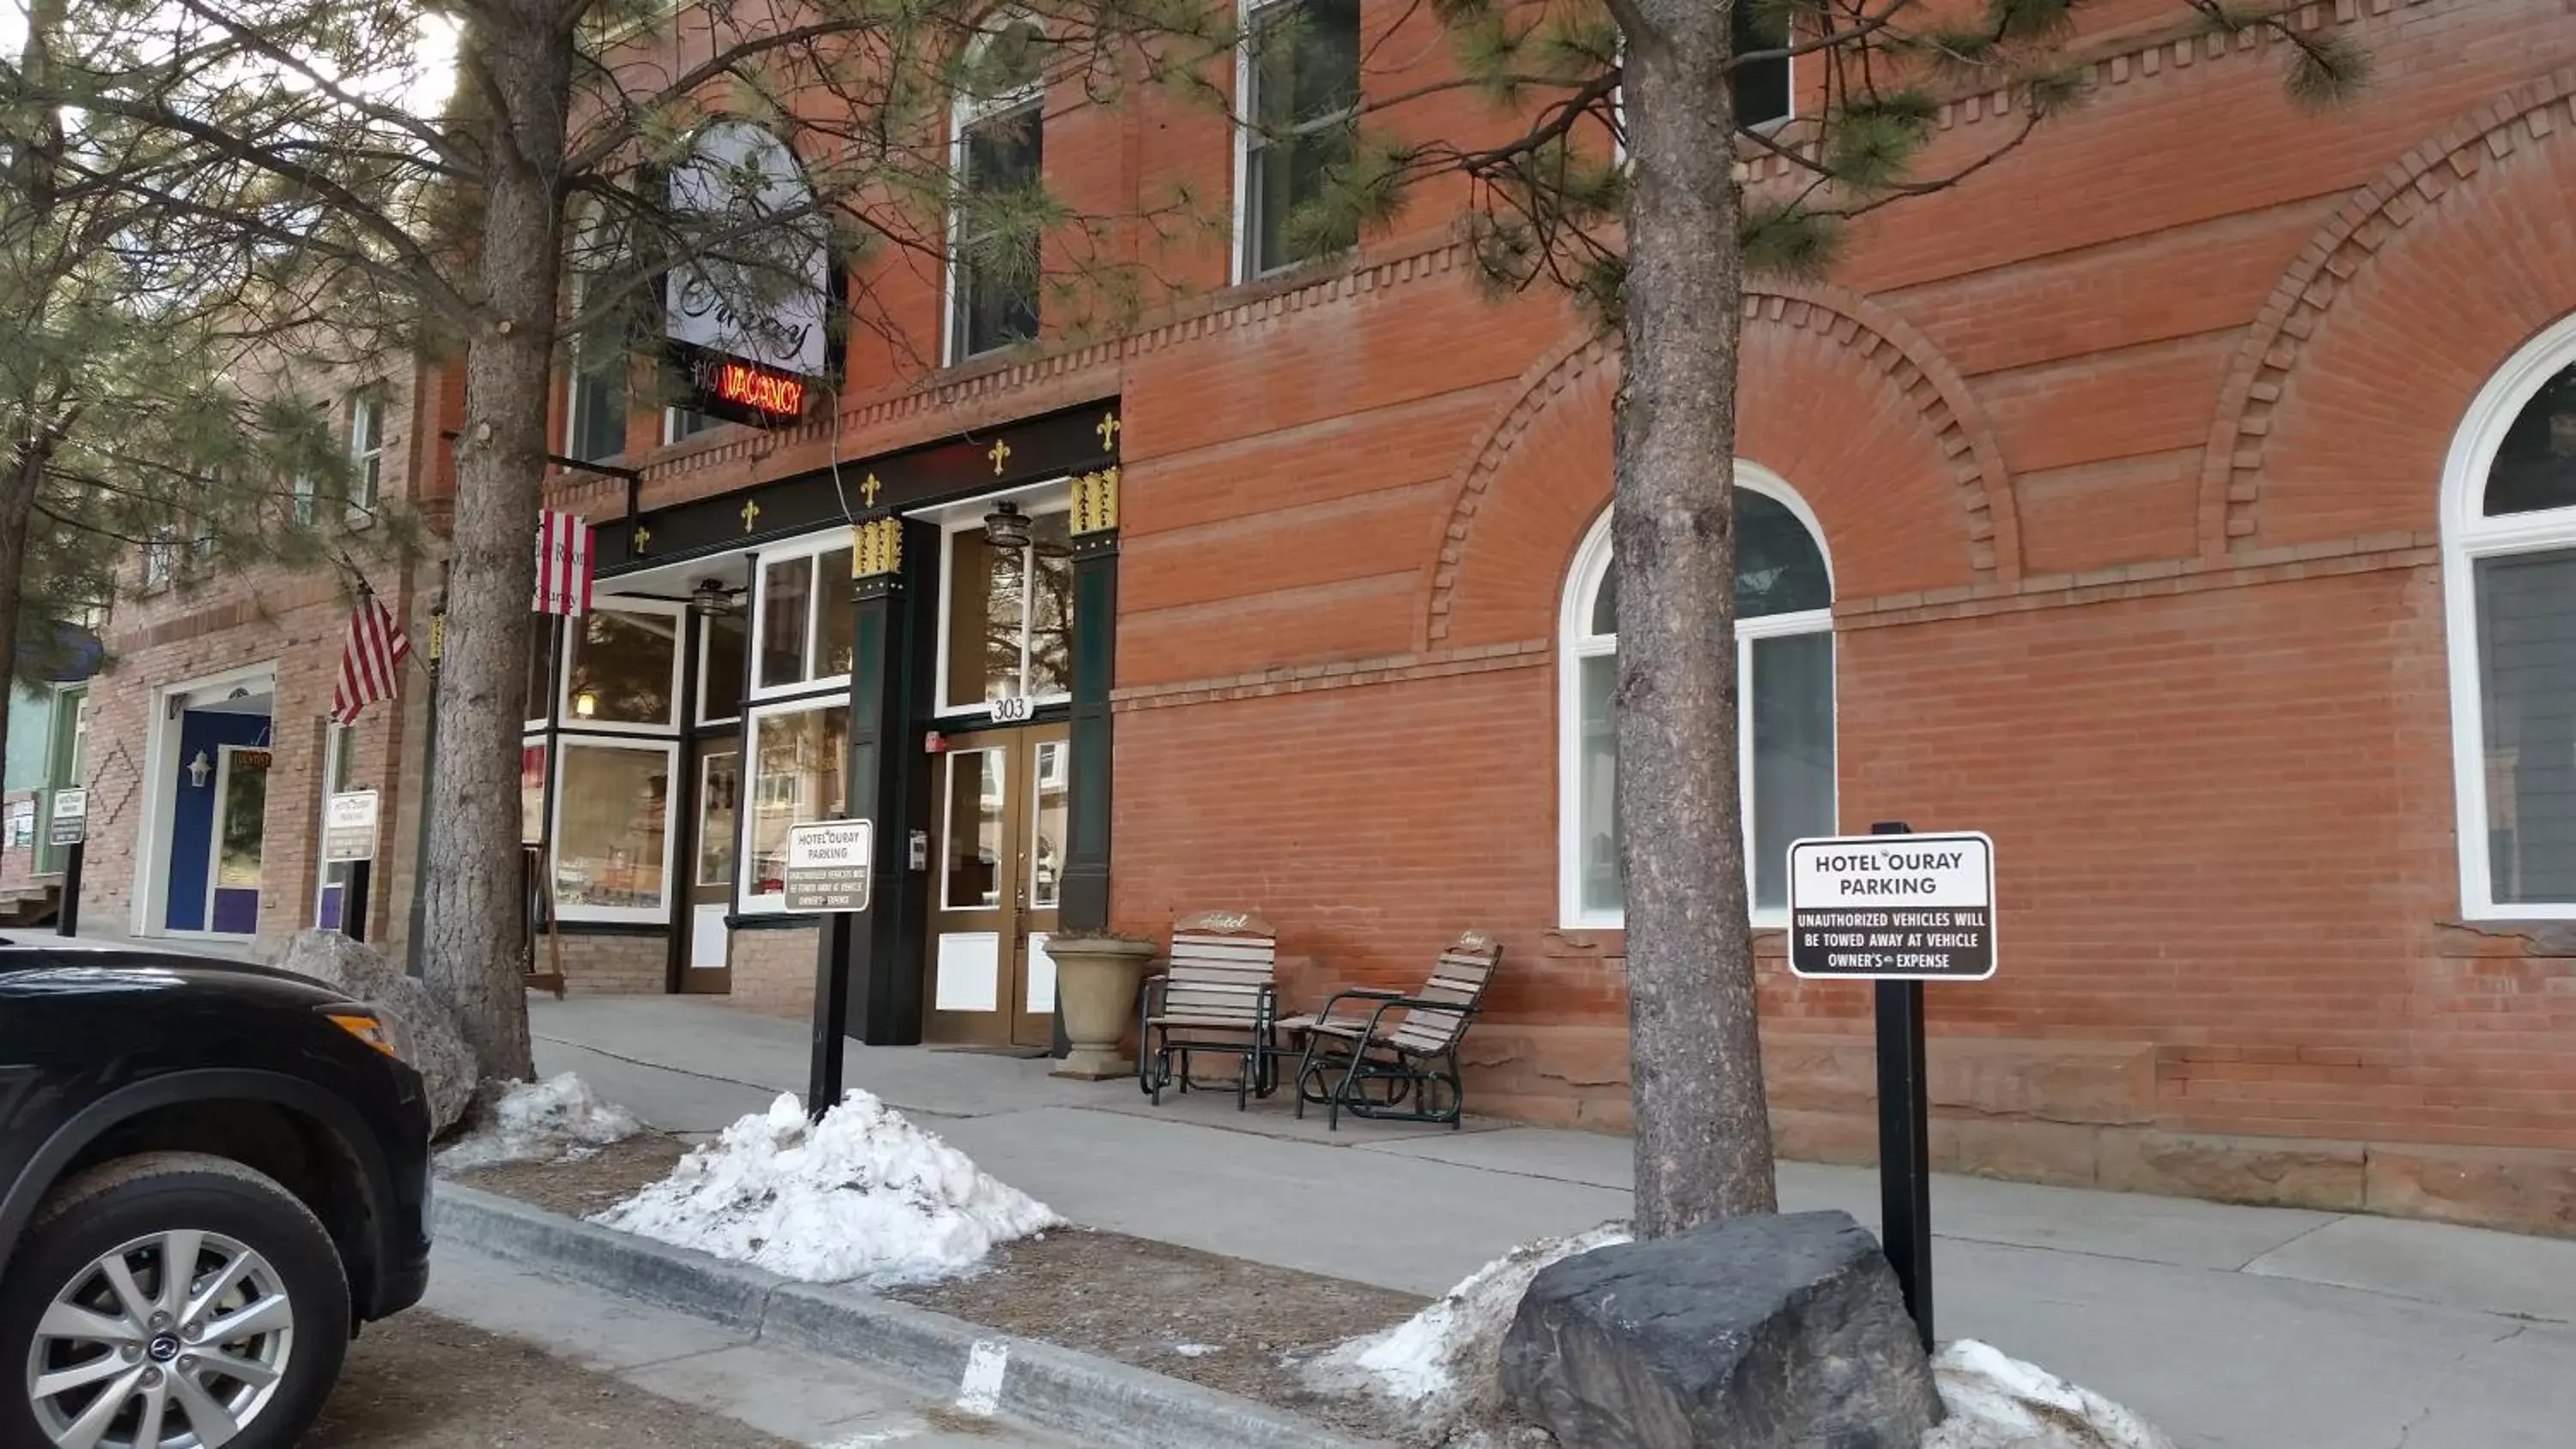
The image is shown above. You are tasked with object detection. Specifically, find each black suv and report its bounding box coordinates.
[0,943,433,1449]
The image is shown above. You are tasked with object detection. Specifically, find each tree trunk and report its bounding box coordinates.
[0,445,45,801]
[1617,0,1777,1236]
[420,10,574,1082]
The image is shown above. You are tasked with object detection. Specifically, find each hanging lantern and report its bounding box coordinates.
[982,501,1033,552]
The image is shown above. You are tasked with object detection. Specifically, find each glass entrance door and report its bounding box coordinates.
[209,745,270,936]
[684,738,739,992]
[925,724,1068,1048]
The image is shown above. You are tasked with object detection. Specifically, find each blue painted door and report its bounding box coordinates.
[165,710,272,932]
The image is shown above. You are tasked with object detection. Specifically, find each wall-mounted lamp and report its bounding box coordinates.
[572,690,598,719]
[186,750,213,789]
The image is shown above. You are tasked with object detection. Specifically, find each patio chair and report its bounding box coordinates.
[1283,930,1502,1131]
[1139,910,1279,1111]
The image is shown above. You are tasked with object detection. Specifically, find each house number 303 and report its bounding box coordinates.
[991,696,1035,723]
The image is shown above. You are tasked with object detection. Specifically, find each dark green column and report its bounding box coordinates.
[816,516,938,1052]
[1060,464,1121,934]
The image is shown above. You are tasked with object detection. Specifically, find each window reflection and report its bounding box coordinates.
[747,706,848,900]
[943,749,1005,909]
[552,744,671,912]
[945,512,1074,709]
[1030,742,1066,909]
[563,609,678,726]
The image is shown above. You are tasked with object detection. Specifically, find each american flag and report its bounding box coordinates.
[331,591,413,725]
[534,510,592,616]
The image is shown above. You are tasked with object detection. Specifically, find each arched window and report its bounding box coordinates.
[949,18,1047,362]
[1560,464,1836,928]
[2445,315,2576,918]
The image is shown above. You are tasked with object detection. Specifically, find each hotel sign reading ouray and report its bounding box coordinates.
[1788,832,1996,981]
[664,119,833,427]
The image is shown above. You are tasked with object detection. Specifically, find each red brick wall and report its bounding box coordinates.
[1085,2,2576,1232]
[731,925,820,1018]
[79,361,431,961]
[155,0,2576,1232]
[546,931,668,995]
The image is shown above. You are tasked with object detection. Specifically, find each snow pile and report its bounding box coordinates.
[436,1073,643,1171]
[1923,1340,2177,1449]
[1306,1223,1630,1445]
[595,1089,1061,1287]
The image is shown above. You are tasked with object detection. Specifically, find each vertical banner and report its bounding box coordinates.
[534,512,593,616]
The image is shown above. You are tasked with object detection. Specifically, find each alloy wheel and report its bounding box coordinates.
[23,1229,296,1449]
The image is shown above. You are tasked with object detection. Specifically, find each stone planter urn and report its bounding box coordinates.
[1048,933,1160,1080]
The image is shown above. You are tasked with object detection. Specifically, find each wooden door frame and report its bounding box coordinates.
[679,730,740,993]
[922,723,1068,1046]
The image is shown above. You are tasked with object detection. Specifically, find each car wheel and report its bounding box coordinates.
[0,1151,349,1449]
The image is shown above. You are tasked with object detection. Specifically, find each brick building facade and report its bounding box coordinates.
[78,361,435,963]
[84,0,2576,1235]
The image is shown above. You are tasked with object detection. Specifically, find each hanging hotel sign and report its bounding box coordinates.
[324,790,380,864]
[665,119,833,428]
[1788,832,1996,981]
[783,819,873,912]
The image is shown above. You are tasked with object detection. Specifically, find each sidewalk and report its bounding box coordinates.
[531,996,2575,1449]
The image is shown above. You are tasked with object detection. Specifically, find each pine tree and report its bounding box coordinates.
[1267,0,2368,1235]
[0,0,410,791]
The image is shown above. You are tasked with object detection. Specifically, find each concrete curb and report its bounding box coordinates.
[433,1182,1395,1449]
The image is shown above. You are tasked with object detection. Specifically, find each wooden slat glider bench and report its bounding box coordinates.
[1138,910,1280,1110]
[1281,930,1502,1131]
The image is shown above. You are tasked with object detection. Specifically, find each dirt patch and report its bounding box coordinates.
[891,1226,1427,1437]
[447,1133,688,1219]
[307,1312,795,1448]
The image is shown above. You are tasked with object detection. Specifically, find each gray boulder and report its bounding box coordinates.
[271,931,478,1135]
[1499,1210,1941,1449]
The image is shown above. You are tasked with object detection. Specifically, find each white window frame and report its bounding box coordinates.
[140,527,178,592]
[564,203,627,464]
[939,743,1010,912]
[696,603,750,725]
[557,598,688,735]
[565,359,627,465]
[664,405,720,446]
[202,743,271,938]
[1232,0,1360,284]
[1611,29,1796,164]
[1557,461,1835,931]
[945,18,1047,366]
[735,694,850,915]
[527,620,562,731]
[545,734,680,925]
[933,498,1075,718]
[520,735,550,846]
[313,720,356,926]
[347,391,386,519]
[2443,311,2576,920]
[696,747,740,888]
[746,530,858,703]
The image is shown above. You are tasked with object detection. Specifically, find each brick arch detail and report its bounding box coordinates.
[1423,282,2019,643]
[2198,67,2576,556]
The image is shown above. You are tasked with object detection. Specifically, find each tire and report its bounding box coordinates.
[0,1151,350,1449]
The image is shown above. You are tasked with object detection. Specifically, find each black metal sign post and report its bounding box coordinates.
[1788,820,1997,1355]
[50,789,88,938]
[55,844,82,938]
[1873,818,1935,1353]
[790,819,873,1124]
